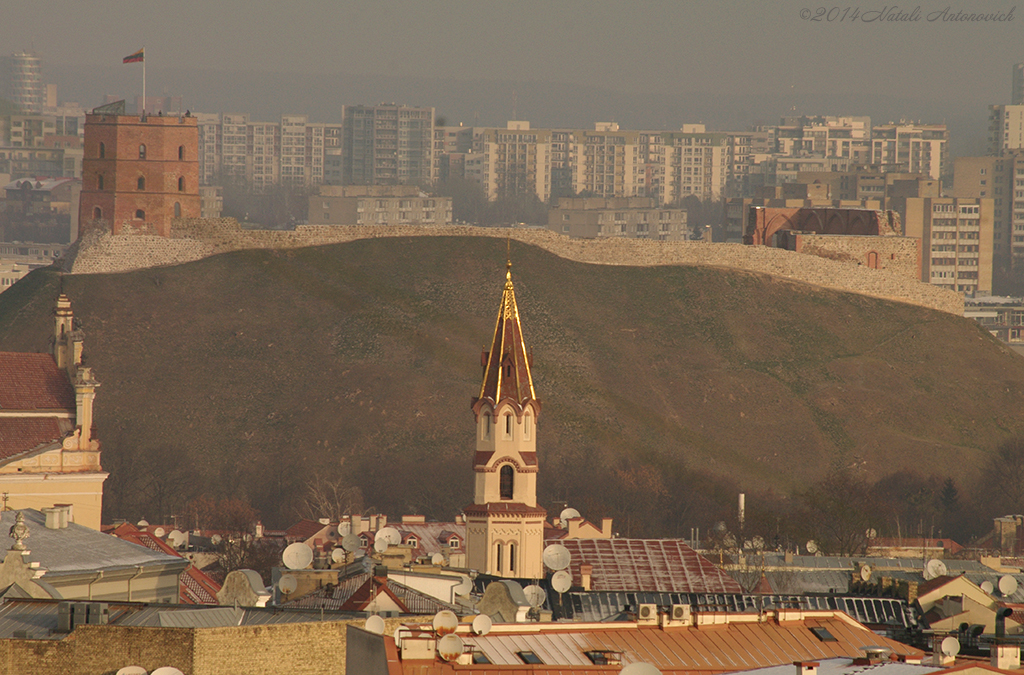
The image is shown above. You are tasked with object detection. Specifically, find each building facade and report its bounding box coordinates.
[990,105,1024,155]
[547,196,687,240]
[310,185,452,226]
[341,104,435,186]
[8,52,44,114]
[904,197,995,295]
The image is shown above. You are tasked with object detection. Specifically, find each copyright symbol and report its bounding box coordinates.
[799,8,811,18]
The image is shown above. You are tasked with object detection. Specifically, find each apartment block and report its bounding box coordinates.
[869,123,947,180]
[990,105,1024,155]
[904,197,994,295]
[662,129,728,203]
[8,52,43,114]
[341,104,435,186]
[310,185,451,226]
[472,122,551,202]
[952,156,1017,274]
[547,196,687,240]
[1015,63,1024,105]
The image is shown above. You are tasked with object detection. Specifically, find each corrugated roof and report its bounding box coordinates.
[729,656,942,675]
[562,539,744,593]
[157,606,242,628]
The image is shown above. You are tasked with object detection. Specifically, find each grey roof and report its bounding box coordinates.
[729,657,942,675]
[283,572,460,615]
[756,554,991,572]
[0,510,185,576]
[157,607,243,628]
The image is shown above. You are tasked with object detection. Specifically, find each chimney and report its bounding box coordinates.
[794,661,819,675]
[992,642,1021,670]
[601,518,613,538]
[54,504,71,528]
[255,521,264,539]
[738,493,745,531]
[581,564,593,591]
[43,508,61,530]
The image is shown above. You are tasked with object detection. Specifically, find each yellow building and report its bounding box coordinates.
[904,197,995,296]
[0,294,106,528]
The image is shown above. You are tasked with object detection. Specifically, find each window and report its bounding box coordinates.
[495,542,504,573]
[97,175,104,190]
[93,206,102,219]
[135,209,145,220]
[178,145,184,160]
[174,202,181,218]
[178,176,185,192]
[517,652,543,665]
[472,653,491,664]
[500,465,514,500]
[509,543,516,572]
[504,414,513,439]
[137,176,145,190]
[99,142,105,158]
[810,627,837,642]
[406,536,418,548]
[523,414,532,441]
[139,144,146,159]
[482,414,492,440]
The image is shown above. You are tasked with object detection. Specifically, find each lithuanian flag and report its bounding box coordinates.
[122,48,144,64]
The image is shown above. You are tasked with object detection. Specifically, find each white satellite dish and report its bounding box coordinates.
[559,507,581,524]
[365,615,386,635]
[453,575,472,596]
[620,663,662,675]
[282,542,314,570]
[153,527,166,538]
[866,528,878,539]
[551,570,572,594]
[982,580,996,595]
[860,565,872,582]
[1000,575,1019,596]
[278,575,298,594]
[338,522,352,535]
[137,519,150,528]
[437,634,465,662]
[341,533,361,552]
[523,584,547,608]
[432,610,459,636]
[210,534,223,546]
[472,614,492,636]
[924,559,948,581]
[941,636,961,657]
[374,538,390,554]
[431,552,446,566]
[331,548,347,564]
[377,527,402,546]
[116,667,148,675]
[543,544,571,571]
[167,530,186,548]
[393,626,412,644]
[805,540,818,554]
[752,536,765,551]
[151,668,185,675]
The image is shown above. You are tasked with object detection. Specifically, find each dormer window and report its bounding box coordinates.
[448,536,461,548]
[406,536,419,548]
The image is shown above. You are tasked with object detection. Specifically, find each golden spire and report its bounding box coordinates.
[473,258,537,408]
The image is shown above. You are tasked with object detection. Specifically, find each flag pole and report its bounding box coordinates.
[142,49,146,115]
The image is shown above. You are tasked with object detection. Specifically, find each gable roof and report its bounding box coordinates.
[0,353,75,411]
[110,523,221,604]
[284,572,459,615]
[561,538,744,593]
[0,417,72,463]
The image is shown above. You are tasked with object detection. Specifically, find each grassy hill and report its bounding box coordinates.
[0,236,1021,537]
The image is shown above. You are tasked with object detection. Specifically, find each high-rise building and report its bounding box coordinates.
[341,104,435,186]
[1013,63,1024,105]
[472,122,552,202]
[870,123,947,180]
[989,105,1024,155]
[904,197,994,295]
[953,156,1016,274]
[8,52,44,114]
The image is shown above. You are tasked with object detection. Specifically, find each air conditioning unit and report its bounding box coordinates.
[637,603,658,625]
[670,604,691,625]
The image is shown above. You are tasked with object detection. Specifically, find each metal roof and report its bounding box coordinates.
[728,657,942,675]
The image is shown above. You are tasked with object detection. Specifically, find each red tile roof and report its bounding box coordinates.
[0,353,74,410]
[0,417,69,462]
[285,519,328,540]
[561,539,744,593]
[110,523,221,604]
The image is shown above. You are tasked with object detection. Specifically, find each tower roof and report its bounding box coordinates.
[474,261,536,411]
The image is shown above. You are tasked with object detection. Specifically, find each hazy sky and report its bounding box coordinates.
[4,0,1021,152]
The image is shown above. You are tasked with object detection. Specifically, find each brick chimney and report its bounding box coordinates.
[581,564,593,591]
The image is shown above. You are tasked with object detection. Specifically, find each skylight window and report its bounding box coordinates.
[517,651,543,664]
[810,627,837,642]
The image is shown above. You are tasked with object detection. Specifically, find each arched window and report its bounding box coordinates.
[178,145,184,160]
[135,209,145,220]
[523,413,532,441]
[504,414,513,439]
[500,465,514,500]
[494,542,504,573]
[97,175,104,190]
[93,206,102,219]
[509,543,516,572]
[406,536,418,548]
[174,202,181,218]
[481,413,491,440]
[138,144,146,159]
[178,176,185,192]
[137,176,145,190]
[98,142,105,159]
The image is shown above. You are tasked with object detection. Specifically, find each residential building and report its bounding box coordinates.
[564,125,646,199]
[280,114,323,187]
[1,177,80,243]
[547,196,687,240]
[0,146,69,181]
[8,51,44,114]
[952,155,1019,274]
[989,105,1024,155]
[869,123,948,180]
[341,104,435,186]
[662,128,729,202]
[1014,63,1024,105]
[78,102,201,237]
[472,122,552,202]
[0,242,66,293]
[310,185,452,226]
[198,185,223,219]
[903,197,995,295]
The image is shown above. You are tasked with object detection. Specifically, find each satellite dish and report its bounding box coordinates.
[941,636,961,657]
[167,530,186,548]
[394,626,412,644]
[866,528,878,539]
[116,668,148,675]
[472,614,492,636]
[151,669,185,675]
[805,540,818,554]
[982,581,996,595]
[137,519,150,528]
[210,534,223,546]
[341,533,361,552]
[283,542,314,570]
[752,536,765,551]
[860,565,872,582]
[153,527,166,538]
[924,559,948,581]
[620,663,662,675]
[543,544,571,571]
[331,548,346,564]
[551,570,572,594]
[377,527,402,546]
[743,540,752,550]
[374,538,390,554]
[338,522,351,535]
[559,507,581,523]
[365,615,385,635]
[432,610,459,636]
[431,552,446,566]
[523,584,547,608]
[278,575,298,594]
[437,634,465,662]
[1000,575,1019,596]
[453,575,472,596]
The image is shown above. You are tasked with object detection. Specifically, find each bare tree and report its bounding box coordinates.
[296,474,364,523]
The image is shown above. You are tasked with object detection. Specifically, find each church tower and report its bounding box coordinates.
[464,261,546,578]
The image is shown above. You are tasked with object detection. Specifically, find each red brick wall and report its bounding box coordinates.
[79,114,200,237]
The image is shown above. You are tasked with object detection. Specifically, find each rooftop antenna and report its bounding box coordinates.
[364,615,385,635]
[542,544,571,571]
[282,542,314,570]
[551,570,572,594]
[999,575,1019,596]
[438,634,466,662]
[923,559,947,581]
[472,614,492,636]
[523,584,547,608]
[432,610,458,636]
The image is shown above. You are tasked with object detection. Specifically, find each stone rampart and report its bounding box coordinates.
[60,218,964,315]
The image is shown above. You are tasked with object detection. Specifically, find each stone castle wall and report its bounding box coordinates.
[59,218,964,315]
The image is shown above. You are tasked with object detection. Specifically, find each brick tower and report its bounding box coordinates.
[78,102,200,237]
[464,260,547,578]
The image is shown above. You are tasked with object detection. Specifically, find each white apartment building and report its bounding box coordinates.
[904,197,994,295]
[870,123,947,180]
[990,105,1024,155]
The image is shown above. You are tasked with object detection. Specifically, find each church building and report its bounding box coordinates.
[464,261,546,578]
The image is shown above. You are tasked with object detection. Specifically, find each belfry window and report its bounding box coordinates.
[482,414,491,440]
[509,543,516,572]
[98,142,105,158]
[135,209,145,220]
[178,176,185,192]
[504,414,513,439]
[523,413,532,441]
[500,465,514,500]
[178,145,184,160]
[93,206,102,219]
[174,202,181,218]
[139,144,146,159]
[97,175,104,190]
[137,176,145,190]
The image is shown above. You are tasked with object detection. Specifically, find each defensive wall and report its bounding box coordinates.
[59,218,965,315]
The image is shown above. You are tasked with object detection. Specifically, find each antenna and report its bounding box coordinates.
[116,668,148,675]
[941,636,961,657]
[542,544,571,571]
[167,530,186,548]
[364,615,385,635]
[438,634,465,662]
[431,552,446,566]
[377,527,402,546]
[393,626,412,645]
[210,534,222,546]
[453,575,472,596]
[860,564,872,582]
[523,584,547,608]
[153,527,166,538]
[1000,575,1019,596]
[432,610,459,636]
[374,538,390,554]
[472,614,492,636]
[559,507,581,525]
[551,570,572,594]
[331,548,347,564]
[924,559,948,581]
[278,575,298,594]
[341,533,361,552]
[282,542,314,570]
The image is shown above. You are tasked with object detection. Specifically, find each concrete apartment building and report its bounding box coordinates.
[547,196,687,240]
[310,185,452,226]
[1014,63,1024,105]
[870,123,947,180]
[990,105,1024,155]
[952,155,1022,274]
[7,51,44,114]
[472,122,552,202]
[341,104,434,186]
[662,127,729,203]
[904,197,994,295]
